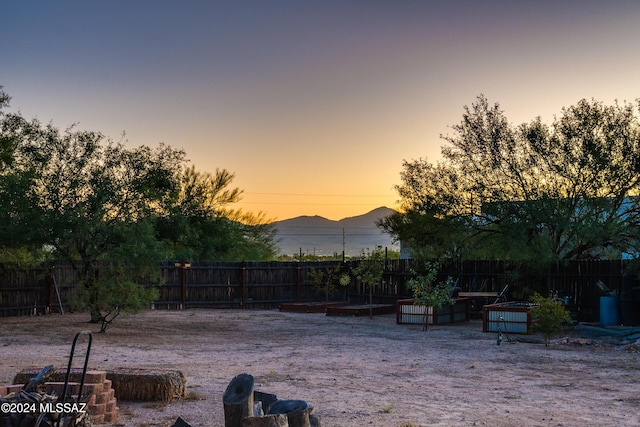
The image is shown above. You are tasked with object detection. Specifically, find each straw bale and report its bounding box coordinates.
[106,368,186,402]
[15,367,186,402]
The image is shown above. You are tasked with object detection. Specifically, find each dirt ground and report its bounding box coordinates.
[1,308,639,427]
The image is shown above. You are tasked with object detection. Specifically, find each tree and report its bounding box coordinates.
[307,264,350,302]
[71,218,163,332]
[0,86,46,267]
[0,109,185,329]
[0,87,13,168]
[221,209,278,261]
[382,96,640,261]
[0,88,278,330]
[155,166,278,262]
[406,261,455,331]
[352,248,386,318]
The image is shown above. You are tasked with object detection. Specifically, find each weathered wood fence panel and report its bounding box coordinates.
[0,266,80,316]
[346,259,638,323]
[1,260,638,323]
[151,261,343,310]
[0,267,49,316]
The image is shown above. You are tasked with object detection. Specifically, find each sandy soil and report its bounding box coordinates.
[1,309,639,427]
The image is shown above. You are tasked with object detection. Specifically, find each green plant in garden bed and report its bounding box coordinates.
[352,248,386,319]
[308,264,350,302]
[407,260,455,331]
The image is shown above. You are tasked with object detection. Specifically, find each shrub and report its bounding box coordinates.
[407,261,455,331]
[531,292,573,346]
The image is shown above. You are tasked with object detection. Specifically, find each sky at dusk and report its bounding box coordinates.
[3,1,640,220]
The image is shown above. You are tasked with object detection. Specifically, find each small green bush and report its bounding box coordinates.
[531,292,573,346]
[407,261,455,331]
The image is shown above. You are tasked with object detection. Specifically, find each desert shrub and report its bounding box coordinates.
[531,292,573,346]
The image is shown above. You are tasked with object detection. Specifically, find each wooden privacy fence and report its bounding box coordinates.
[1,259,639,323]
[0,261,347,316]
[154,261,343,310]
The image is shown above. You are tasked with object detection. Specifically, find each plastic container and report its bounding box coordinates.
[599,295,619,327]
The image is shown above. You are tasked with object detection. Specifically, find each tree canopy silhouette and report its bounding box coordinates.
[0,86,276,330]
[380,95,640,261]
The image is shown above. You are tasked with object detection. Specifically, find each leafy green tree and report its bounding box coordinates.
[0,247,48,270]
[379,209,465,259]
[223,210,278,261]
[155,166,277,261]
[0,103,185,328]
[0,87,13,168]
[352,248,386,318]
[406,261,455,331]
[307,264,350,302]
[382,96,640,261]
[0,87,278,330]
[0,87,44,265]
[71,219,162,332]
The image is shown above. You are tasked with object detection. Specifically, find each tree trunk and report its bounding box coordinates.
[243,414,289,427]
[423,306,429,331]
[223,374,255,427]
[267,400,311,427]
[89,305,102,323]
[285,408,312,427]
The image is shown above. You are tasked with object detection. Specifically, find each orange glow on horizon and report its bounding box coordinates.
[233,191,400,221]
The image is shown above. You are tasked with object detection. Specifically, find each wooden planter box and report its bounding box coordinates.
[396,298,470,325]
[325,304,396,317]
[482,301,537,334]
[279,301,350,313]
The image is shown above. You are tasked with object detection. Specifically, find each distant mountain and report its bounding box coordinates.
[273,207,399,257]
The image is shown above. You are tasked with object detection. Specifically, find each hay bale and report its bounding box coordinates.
[15,367,186,402]
[14,368,103,385]
[106,368,186,402]
[14,367,53,386]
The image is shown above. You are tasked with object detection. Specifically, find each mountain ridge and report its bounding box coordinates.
[272,206,398,257]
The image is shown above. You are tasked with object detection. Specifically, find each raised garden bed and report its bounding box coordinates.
[325,304,396,317]
[279,301,350,313]
[396,298,470,325]
[482,301,537,334]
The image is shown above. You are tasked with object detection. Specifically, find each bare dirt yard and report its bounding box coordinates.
[1,309,639,427]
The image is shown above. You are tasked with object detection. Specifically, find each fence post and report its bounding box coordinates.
[241,261,247,309]
[296,263,301,302]
[174,260,191,310]
[48,267,55,314]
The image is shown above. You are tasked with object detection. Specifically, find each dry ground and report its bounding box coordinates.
[1,309,639,427]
